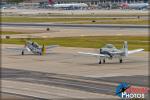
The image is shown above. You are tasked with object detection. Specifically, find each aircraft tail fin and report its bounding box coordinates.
[123,41,128,57]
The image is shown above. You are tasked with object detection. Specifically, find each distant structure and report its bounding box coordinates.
[1,0,148,9]
[23,0,148,6]
[2,0,148,5]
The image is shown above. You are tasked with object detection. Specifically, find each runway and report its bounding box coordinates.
[2,23,149,29]
[1,44,149,99]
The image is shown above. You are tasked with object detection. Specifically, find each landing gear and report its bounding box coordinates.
[119,58,123,63]
[99,59,106,64]
[21,50,24,55]
[39,53,42,55]
[103,59,105,63]
[99,60,101,64]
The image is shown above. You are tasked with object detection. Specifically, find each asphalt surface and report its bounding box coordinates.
[2,23,149,29]
[2,68,116,95]
[1,45,149,99]
[95,75,149,87]
[1,68,149,99]
[1,68,149,97]
[1,92,46,100]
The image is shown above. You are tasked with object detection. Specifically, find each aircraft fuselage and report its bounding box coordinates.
[26,42,42,55]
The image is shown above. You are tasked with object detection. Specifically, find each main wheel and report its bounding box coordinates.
[120,59,123,63]
[103,59,105,63]
[21,51,24,55]
[99,60,101,64]
[39,53,42,55]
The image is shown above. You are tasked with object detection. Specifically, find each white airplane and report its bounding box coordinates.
[52,3,88,9]
[78,41,144,64]
[6,41,59,55]
[120,3,149,10]
[48,0,88,9]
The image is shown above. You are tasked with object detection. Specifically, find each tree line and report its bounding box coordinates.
[4,0,24,3]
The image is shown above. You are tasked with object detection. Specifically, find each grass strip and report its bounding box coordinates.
[1,36,149,51]
[2,17,149,25]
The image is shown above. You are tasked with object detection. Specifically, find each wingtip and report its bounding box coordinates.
[141,48,144,51]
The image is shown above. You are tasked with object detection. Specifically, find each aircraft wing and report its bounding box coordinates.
[128,49,144,55]
[78,52,107,57]
[5,47,30,51]
[46,45,59,49]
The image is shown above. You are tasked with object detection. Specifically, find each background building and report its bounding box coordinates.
[2,0,148,5]
[24,0,148,4]
[1,0,148,9]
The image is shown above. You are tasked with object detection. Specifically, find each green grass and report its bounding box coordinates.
[1,17,117,22]
[2,17,149,25]
[1,36,149,51]
[1,31,27,35]
[68,19,149,25]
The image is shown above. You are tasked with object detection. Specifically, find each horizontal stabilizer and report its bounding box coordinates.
[5,47,29,51]
[128,49,144,54]
[46,45,59,49]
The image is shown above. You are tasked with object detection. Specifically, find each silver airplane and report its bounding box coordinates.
[78,41,144,64]
[6,41,59,55]
[47,0,88,10]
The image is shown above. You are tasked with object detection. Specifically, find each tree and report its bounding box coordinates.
[6,0,24,3]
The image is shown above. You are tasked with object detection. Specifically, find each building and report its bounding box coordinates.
[25,0,148,5]
[2,0,148,4]
[23,0,148,3]
[56,0,148,5]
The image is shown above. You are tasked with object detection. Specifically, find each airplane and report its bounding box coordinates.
[78,41,144,64]
[52,3,88,10]
[6,41,59,55]
[120,3,149,10]
[47,0,88,10]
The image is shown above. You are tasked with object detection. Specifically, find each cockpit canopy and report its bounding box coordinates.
[101,44,120,52]
[32,42,39,48]
[27,41,39,48]
[104,44,116,49]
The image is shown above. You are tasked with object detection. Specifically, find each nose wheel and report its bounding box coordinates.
[99,59,106,64]
[103,59,105,63]
[99,60,101,64]
[119,58,123,63]
[21,50,24,55]
[39,53,42,55]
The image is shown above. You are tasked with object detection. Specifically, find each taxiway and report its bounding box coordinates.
[1,44,149,99]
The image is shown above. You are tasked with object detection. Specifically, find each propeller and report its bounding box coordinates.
[42,44,46,55]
